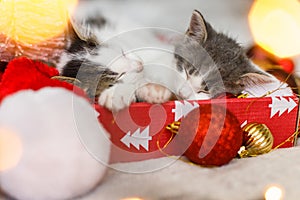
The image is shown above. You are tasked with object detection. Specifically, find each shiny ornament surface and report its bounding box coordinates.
[239,123,274,158]
[171,104,243,167]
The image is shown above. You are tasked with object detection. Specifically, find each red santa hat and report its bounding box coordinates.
[0,57,110,200]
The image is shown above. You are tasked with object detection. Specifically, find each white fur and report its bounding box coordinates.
[242,80,293,97]
[98,71,145,111]
[135,83,173,103]
[242,63,294,97]
[57,1,181,111]
[0,88,110,200]
[59,2,294,110]
[178,74,205,99]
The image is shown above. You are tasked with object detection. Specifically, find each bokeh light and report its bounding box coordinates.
[249,0,300,58]
[264,185,283,200]
[0,0,78,44]
[0,126,23,172]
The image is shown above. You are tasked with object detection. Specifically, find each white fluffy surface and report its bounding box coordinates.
[80,145,300,200]
[2,136,300,199]
[0,88,111,200]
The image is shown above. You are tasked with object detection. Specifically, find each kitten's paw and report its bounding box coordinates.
[136,83,172,103]
[98,85,136,112]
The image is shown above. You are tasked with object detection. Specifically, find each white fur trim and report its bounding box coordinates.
[0,88,111,200]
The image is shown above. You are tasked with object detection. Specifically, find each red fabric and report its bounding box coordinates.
[0,62,6,82]
[0,57,86,103]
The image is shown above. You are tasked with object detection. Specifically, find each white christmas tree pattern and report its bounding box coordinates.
[268,96,297,118]
[241,120,248,128]
[172,100,199,121]
[120,126,152,151]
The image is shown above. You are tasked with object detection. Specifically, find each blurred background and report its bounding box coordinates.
[1,0,300,92]
[93,0,254,45]
[90,0,300,93]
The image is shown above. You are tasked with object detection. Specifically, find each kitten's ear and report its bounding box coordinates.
[236,72,274,87]
[70,17,98,43]
[186,10,208,43]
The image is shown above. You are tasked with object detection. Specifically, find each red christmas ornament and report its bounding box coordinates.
[278,58,294,73]
[174,104,243,166]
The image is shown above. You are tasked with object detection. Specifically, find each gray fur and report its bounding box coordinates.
[59,14,120,100]
[175,10,274,97]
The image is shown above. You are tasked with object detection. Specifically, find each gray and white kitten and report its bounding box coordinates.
[137,10,286,103]
[58,6,286,111]
[57,3,146,111]
[171,10,280,100]
[57,2,176,111]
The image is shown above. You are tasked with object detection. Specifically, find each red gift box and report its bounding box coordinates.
[97,95,299,163]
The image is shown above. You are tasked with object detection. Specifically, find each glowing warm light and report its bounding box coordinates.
[0,0,78,44]
[264,186,283,200]
[249,0,300,58]
[0,127,23,172]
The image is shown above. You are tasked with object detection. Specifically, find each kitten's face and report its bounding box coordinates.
[174,10,274,97]
[59,14,144,102]
[67,16,144,75]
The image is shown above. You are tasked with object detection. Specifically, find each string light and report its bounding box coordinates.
[120,197,144,200]
[264,185,283,200]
